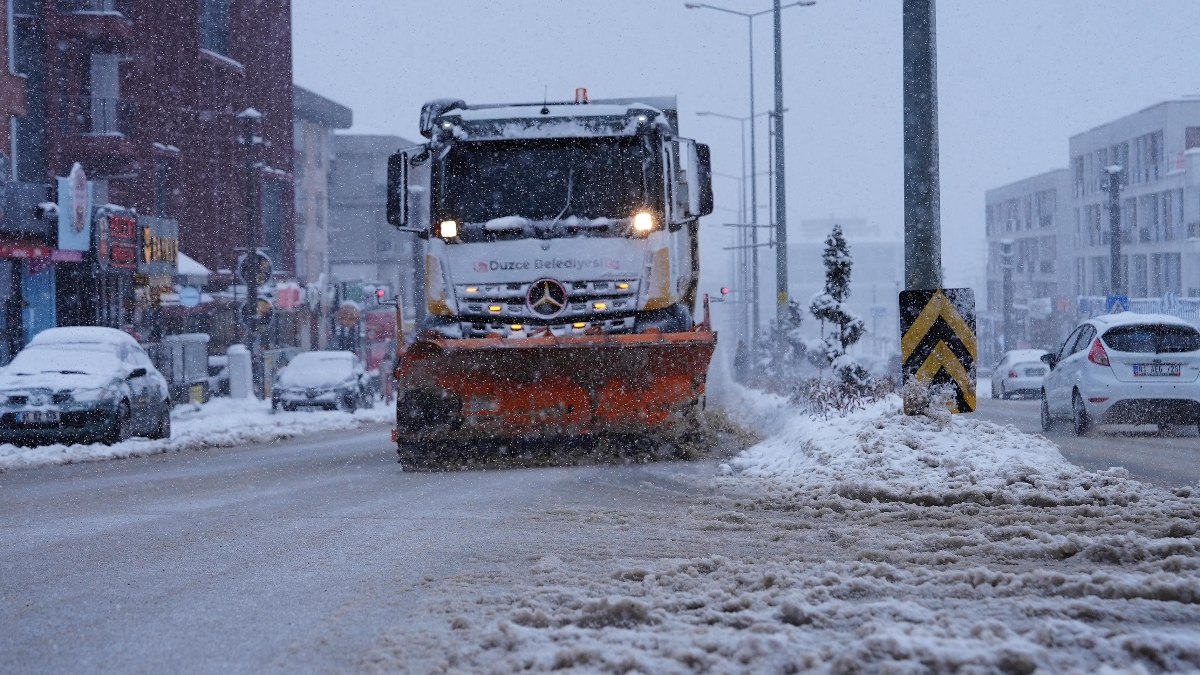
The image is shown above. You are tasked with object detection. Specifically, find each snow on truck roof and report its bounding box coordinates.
[427,96,680,138]
[454,102,665,122]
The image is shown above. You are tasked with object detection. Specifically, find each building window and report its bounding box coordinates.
[153,156,171,216]
[1131,255,1148,298]
[1036,189,1055,228]
[261,180,284,268]
[200,0,231,56]
[1187,127,1200,150]
[1072,156,1084,198]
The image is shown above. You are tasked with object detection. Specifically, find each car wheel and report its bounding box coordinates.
[1071,391,1090,436]
[343,394,357,413]
[150,403,171,440]
[1040,391,1053,432]
[105,402,132,445]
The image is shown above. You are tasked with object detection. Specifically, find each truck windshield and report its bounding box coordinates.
[439,137,647,238]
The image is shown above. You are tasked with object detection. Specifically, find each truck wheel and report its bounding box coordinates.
[396,441,432,471]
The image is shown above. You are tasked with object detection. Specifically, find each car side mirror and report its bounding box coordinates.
[1040,353,1056,370]
[128,367,147,379]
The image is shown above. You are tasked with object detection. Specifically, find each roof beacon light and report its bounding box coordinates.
[575,87,589,104]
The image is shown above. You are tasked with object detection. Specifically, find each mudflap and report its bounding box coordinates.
[392,330,716,448]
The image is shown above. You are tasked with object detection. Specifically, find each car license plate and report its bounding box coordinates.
[1132,363,1181,377]
[1024,368,1045,377]
[17,410,60,424]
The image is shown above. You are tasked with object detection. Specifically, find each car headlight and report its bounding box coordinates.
[72,386,118,403]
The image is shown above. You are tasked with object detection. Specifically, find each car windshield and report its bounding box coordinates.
[439,137,647,240]
[1102,324,1200,353]
[5,346,122,377]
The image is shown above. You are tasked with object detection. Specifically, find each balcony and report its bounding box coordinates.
[63,96,135,136]
[58,0,129,11]
[55,0,134,43]
[57,97,138,172]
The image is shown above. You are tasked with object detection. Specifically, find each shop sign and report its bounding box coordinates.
[0,242,83,262]
[56,163,93,252]
[137,216,179,277]
[96,211,139,272]
[336,303,361,328]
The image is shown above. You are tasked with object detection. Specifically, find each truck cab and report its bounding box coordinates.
[386,95,713,340]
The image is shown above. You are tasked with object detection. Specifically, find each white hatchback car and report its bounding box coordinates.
[990,349,1050,399]
[1040,312,1200,435]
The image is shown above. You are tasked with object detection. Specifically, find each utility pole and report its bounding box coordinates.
[902,0,942,290]
[1104,165,1124,298]
[772,0,789,310]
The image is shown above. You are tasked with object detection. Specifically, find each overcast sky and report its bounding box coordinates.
[293,0,1200,292]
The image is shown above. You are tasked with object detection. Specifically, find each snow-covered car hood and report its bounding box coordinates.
[277,368,354,390]
[0,370,117,394]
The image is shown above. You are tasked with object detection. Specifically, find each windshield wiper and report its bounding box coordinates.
[545,166,576,233]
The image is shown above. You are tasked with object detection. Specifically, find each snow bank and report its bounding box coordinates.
[0,397,391,472]
[727,395,1140,508]
[373,388,1200,673]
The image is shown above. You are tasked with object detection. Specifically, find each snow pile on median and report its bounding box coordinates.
[372,389,1200,673]
[724,395,1141,507]
[0,397,392,472]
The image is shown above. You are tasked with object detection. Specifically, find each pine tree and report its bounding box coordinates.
[751,299,808,390]
[808,224,868,385]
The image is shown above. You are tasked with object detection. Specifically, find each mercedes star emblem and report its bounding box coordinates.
[527,278,567,318]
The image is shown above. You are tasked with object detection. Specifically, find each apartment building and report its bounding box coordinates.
[1069,99,1200,301]
[982,168,1073,357]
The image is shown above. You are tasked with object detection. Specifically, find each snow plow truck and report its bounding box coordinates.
[385,91,716,464]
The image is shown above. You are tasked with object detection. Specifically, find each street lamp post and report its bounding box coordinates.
[686,0,814,329]
[697,109,774,342]
[1104,164,1124,299]
[238,107,263,395]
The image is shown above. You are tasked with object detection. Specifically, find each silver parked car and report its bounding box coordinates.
[1040,313,1200,435]
[271,351,373,412]
[990,349,1049,400]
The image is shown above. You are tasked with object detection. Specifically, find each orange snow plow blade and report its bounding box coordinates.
[393,329,716,442]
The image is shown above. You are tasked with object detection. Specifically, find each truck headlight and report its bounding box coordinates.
[632,211,654,234]
[439,220,458,238]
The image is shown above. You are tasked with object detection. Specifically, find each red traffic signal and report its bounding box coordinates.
[375,288,386,300]
[720,286,731,296]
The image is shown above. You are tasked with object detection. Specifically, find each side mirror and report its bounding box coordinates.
[1040,353,1056,370]
[386,152,408,227]
[128,367,147,379]
[695,143,713,217]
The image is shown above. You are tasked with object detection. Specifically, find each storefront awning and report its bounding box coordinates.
[177,251,210,281]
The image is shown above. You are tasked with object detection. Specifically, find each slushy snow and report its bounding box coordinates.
[371,388,1200,673]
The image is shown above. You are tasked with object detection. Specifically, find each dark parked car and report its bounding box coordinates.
[0,327,172,445]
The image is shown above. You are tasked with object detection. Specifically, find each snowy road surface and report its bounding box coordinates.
[975,395,1200,489]
[3,391,1200,673]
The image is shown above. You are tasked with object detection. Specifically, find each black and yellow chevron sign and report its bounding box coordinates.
[899,288,977,413]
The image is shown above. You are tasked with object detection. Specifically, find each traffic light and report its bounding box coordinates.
[375,288,386,303]
[720,286,731,296]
